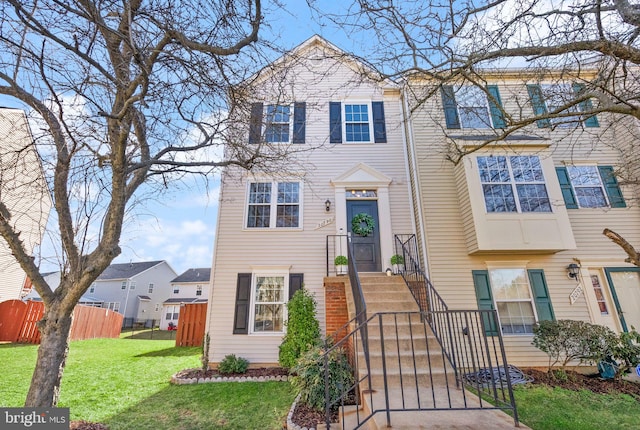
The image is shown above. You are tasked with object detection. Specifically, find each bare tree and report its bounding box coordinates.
[312,0,640,264]
[0,0,308,407]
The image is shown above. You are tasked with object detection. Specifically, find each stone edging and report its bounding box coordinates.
[286,393,307,430]
[170,374,289,384]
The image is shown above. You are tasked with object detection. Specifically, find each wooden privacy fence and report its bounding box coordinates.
[0,300,123,344]
[175,302,207,347]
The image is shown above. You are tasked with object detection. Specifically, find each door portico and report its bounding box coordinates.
[331,163,393,272]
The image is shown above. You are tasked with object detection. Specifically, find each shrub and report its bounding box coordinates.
[390,254,404,265]
[291,345,354,412]
[217,354,249,374]
[334,255,348,266]
[279,288,321,369]
[532,320,617,371]
[612,328,640,377]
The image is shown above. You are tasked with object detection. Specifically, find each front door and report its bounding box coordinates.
[347,200,381,272]
[605,268,640,332]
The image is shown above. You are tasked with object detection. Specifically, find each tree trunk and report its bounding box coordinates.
[24,304,73,407]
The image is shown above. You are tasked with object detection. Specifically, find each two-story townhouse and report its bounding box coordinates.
[405,71,640,366]
[0,108,52,302]
[88,260,178,325]
[162,267,211,330]
[205,35,415,367]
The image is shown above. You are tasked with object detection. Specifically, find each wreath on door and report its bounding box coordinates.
[351,213,375,237]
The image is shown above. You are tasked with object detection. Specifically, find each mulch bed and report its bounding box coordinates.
[291,402,336,429]
[174,366,290,379]
[522,368,640,399]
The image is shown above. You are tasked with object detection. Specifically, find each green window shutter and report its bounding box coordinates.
[555,167,578,209]
[598,166,626,208]
[292,102,306,143]
[371,101,387,143]
[526,84,550,128]
[233,273,252,334]
[440,86,461,129]
[329,102,342,143]
[248,103,263,144]
[486,85,506,128]
[288,273,304,300]
[572,83,599,128]
[528,269,555,322]
[472,270,498,336]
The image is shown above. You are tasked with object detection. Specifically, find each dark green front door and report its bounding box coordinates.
[347,200,381,272]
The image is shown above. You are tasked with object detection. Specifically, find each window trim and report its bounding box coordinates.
[342,101,374,143]
[567,165,609,208]
[244,180,303,230]
[248,269,289,335]
[196,285,203,296]
[148,283,154,294]
[455,86,493,129]
[264,104,293,143]
[488,267,539,336]
[477,155,552,213]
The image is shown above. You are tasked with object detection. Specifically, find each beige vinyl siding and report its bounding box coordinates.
[408,79,640,366]
[208,40,414,365]
[0,109,51,301]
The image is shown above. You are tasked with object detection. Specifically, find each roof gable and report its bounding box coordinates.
[331,163,393,187]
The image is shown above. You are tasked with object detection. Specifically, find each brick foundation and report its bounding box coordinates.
[324,277,350,342]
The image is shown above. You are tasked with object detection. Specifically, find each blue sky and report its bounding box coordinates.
[1,2,363,275]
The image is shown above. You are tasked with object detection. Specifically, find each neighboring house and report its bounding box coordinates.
[161,267,211,330]
[88,260,178,322]
[206,36,415,366]
[404,72,640,366]
[23,271,103,306]
[0,108,52,302]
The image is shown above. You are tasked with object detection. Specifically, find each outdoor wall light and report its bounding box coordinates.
[325,199,331,212]
[566,263,581,279]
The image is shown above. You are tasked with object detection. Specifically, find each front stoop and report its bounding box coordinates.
[338,273,526,430]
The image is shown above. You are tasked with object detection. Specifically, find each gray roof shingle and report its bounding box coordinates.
[96,260,164,280]
[171,268,211,283]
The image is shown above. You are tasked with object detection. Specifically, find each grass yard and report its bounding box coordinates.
[514,384,640,430]
[0,339,295,429]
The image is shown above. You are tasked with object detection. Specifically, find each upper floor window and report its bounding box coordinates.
[121,281,127,290]
[249,102,305,144]
[148,283,154,294]
[246,181,301,229]
[173,286,179,294]
[330,101,386,144]
[477,155,551,213]
[265,105,290,142]
[527,83,599,128]
[555,165,626,209]
[196,285,203,296]
[89,283,96,293]
[440,85,505,129]
[130,282,136,290]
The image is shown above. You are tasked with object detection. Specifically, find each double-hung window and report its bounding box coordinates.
[246,181,301,228]
[477,155,551,213]
[196,285,203,296]
[440,85,506,129]
[473,268,554,335]
[265,105,290,142]
[555,165,626,209]
[251,275,286,333]
[527,83,599,128]
[344,104,371,142]
[329,101,386,143]
[249,102,305,144]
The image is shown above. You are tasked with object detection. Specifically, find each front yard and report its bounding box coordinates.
[2,338,640,429]
[0,338,295,429]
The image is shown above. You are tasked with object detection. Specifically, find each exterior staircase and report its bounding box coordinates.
[339,273,524,430]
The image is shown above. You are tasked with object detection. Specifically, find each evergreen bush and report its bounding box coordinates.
[217,354,249,374]
[279,288,321,369]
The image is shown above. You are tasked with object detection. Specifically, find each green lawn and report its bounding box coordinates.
[0,339,295,429]
[514,384,640,430]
